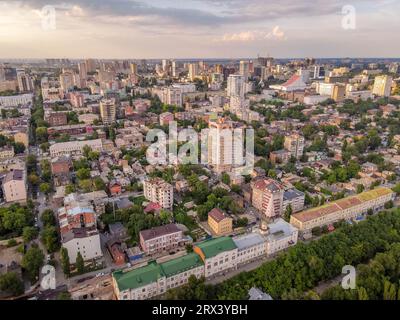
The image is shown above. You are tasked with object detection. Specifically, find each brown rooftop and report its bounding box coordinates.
[208,208,230,223]
[139,223,181,241]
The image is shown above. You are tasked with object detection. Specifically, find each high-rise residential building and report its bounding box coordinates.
[372,75,393,97]
[59,70,75,93]
[162,87,182,107]
[389,63,399,74]
[143,177,174,209]
[85,58,97,73]
[257,56,274,68]
[130,62,138,75]
[188,63,199,81]
[332,83,346,102]
[100,98,116,124]
[162,59,172,75]
[284,133,305,159]
[227,74,245,98]
[208,118,236,173]
[172,60,179,77]
[78,62,87,87]
[239,60,250,79]
[215,64,223,74]
[251,178,285,219]
[16,70,34,92]
[0,66,5,82]
[313,65,325,79]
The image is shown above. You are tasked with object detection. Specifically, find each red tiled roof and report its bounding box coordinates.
[144,202,162,213]
[282,75,300,87]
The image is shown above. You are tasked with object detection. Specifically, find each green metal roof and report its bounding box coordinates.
[113,254,205,292]
[195,237,237,258]
[160,253,204,277]
[113,262,164,291]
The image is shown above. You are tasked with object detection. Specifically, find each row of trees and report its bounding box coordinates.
[322,243,400,300]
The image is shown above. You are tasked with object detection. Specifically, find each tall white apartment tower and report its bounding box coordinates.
[239,60,250,79]
[227,74,245,98]
[188,63,199,81]
[372,75,392,97]
[100,98,116,125]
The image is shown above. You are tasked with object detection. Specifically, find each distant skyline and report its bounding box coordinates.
[1,0,399,59]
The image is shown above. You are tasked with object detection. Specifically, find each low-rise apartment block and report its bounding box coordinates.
[283,189,305,213]
[1,169,27,203]
[139,223,184,255]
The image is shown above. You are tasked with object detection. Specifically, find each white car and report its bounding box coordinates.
[95,272,105,278]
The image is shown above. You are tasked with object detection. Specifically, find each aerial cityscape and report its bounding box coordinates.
[1,0,400,305]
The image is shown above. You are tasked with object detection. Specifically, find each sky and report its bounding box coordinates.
[0,0,399,59]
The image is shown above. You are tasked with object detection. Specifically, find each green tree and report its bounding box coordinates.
[79,179,92,192]
[28,173,40,186]
[65,184,76,195]
[21,246,44,282]
[22,226,39,242]
[93,177,106,191]
[41,226,59,253]
[76,168,91,180]
[35,127,48,144]
[284,204,293,222]
[39,182,51,195]
[383,280,397,300]
[76,252,85,274]
[57,291,72,300]
[41,209,56,226]
[13,142,26,154]
[221,173,230,185]
[60,247,71,277]
[357,287,369,300]
[0,272,24,297]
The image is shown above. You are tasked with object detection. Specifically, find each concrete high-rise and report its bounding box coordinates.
[188,63,199,81]
[227,74,245,98]
[372,75,392,97]
[100,98,116,125]
[85,59,97,73]
[239,60,250,79]
[284,134,305,159]
[16,70,34,92]
[59,70,75,93]
[251,178,285,219]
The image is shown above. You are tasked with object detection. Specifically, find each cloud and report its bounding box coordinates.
[16,0,384,29]
[221,26,287,42]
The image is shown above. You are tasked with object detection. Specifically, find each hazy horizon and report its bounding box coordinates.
[1,0,399,59]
